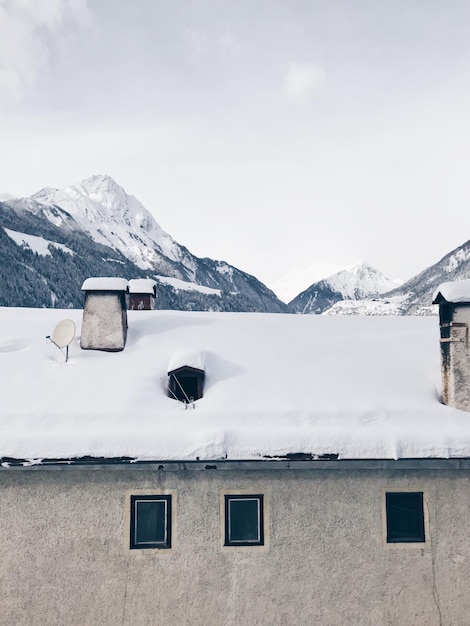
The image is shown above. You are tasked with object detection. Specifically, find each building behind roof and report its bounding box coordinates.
[128,278,157,311]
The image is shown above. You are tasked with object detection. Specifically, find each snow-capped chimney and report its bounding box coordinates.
[128,279,157,310]
[80,277,129,351]
[433,280,470,411]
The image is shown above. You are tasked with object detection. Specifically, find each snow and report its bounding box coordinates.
[324,295,410,316]
[322,262,400,299]
[216,263,234,278]
[0,306,468,463]
[5,228,74,257]
[128,279,156,294]
[156,275,222,296]
[168,350,206,373]
[25,175,187,271]
[433,279,470,303]
[443,248,470,273]
[81,277,129,291]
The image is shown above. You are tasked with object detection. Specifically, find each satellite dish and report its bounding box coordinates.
[46,319,76,362]
[52,319,76,348]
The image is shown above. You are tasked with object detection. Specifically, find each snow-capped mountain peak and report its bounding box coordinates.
[3,175,288,313]
[325,261,401,299]
[16,174,190,273]
[289,261,400,314]
[72,174,135,216]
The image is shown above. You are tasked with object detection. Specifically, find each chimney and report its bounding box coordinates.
[80,277,129,351]
[128,279,157,310]
[432,279,470,411]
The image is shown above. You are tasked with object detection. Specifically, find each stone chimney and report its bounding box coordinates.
[433,279,470,411]
[80,277,129,351]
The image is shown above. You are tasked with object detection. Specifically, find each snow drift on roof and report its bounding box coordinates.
[81,277,129,291]
[0,307,465,464]
[128,278,156,294]
[433,279,470,304]
[168,350,206,373]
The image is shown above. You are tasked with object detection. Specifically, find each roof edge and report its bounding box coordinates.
[3,457,470,471]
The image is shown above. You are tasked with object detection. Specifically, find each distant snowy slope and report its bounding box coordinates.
[382,239,470,315]
[323,296,407,316]
[319,240,470,316]
[156,276,222,296]
[5,228,74,257]
[289,262,400,314]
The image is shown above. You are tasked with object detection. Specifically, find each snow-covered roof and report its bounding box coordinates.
[0,307,468,464]
[128,278,156,295]
[81,277,129,292]
[432,279,470,304]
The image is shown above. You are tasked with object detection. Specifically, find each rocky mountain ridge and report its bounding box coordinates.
[1,175,288,312]
[3,174,470,315]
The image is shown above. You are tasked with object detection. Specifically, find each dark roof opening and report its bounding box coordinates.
[168,366,204,403]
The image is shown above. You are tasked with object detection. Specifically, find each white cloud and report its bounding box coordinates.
[0,68,22,104]
[283,62,326,99]
[0,0,89,107]
[219,30,241,54]
[185,28,209,55]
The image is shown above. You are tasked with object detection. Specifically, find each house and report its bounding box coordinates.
[1,286,470,624]
[128,278,157,311]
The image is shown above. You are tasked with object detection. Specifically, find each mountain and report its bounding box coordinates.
[288,262,400,314]
[323,241,470,316]
[380,240,470,315]
[1,175,288,312]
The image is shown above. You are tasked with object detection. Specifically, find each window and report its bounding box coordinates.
[385,492,425,543]
[224,494,264,546]
[168,366,204,403]
[130,495,172,549]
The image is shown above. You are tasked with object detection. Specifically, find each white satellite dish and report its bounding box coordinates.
[46,319,76,362]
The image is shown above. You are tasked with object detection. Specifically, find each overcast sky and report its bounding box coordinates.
[1,0,470,300]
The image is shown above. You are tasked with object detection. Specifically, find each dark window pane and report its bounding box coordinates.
[168,369,204,403]
[225,496,264,545]
[386,492,425,543]
[136,501,167,544]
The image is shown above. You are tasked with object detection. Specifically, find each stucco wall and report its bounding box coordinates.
[0,467,469,625]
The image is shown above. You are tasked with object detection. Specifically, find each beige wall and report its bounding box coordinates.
[1,467,469,625]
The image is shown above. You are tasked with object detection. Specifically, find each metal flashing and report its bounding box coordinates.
[2,457,470,471]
